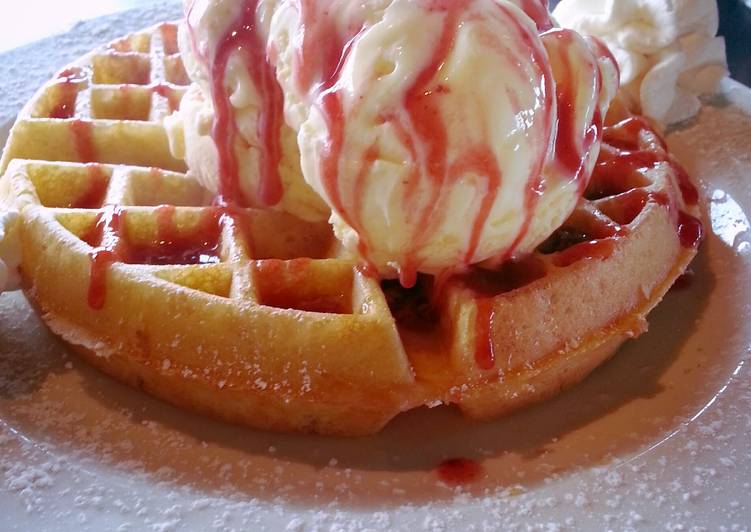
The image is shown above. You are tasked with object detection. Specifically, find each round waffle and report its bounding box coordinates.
[0,23,703,435]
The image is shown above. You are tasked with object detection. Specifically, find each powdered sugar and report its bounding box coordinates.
[0,5,751,531]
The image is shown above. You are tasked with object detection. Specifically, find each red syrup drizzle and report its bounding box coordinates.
[190,0,284,207]
[397,0,476,286]
[253,258,350,314]
[517,0,554,31]
[598,118,703,249]
[82,206,129,310]
[129,205,222,265]
[293,2,371,274]
[436,458,483,485]
[544,29,604,195]
[69,120,109,211]
[152,83,182,113]
[460,257,546,370]
[83,205,224,309]
[69,119,96,163]
[301,1,552,287]
[49,67,87,119]
[71,164,109,209]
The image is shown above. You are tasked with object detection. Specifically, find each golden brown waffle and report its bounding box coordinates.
[0,23,188,174]
[1,24,703,435]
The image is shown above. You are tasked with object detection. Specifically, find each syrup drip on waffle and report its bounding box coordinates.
[49,67,87,119]
[72,164,109,209]
[82,205,223,309]
[466,116,703,371]
[152,83,183,113]
[462,257,547,369]
[82,206,128,310]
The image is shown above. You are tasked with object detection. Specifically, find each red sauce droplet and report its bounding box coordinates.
[436,458,483,485]
[398,266,418,291]
[201,1,285,207]
[677,211,703,249]
[84,206,128,310]
[71,164,109,209]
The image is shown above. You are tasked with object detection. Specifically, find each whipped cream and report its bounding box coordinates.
[0,209,21,293]
[554,0,728,126]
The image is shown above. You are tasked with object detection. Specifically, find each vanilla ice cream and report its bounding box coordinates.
[166,0,330,222]
[554,0,728,125]
[178,0,618,284]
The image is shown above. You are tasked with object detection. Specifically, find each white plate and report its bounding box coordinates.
[1,6,750,531]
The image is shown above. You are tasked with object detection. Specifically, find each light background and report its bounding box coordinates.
[0,0,748,85]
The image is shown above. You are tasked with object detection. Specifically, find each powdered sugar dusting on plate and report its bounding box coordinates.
[1,8,751,530]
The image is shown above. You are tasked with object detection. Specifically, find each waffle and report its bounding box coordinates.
[0,24,703,435]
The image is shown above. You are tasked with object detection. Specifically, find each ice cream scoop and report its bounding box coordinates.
[166,0,330,222]
[178,0,619,284]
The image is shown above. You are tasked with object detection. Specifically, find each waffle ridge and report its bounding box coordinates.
[0,23,703,435]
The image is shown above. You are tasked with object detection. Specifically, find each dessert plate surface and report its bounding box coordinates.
[1,5,750,530]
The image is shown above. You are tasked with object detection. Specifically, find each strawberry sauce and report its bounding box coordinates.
[72,164,109,209]
[83,205,224,309]
[436,457,483,485]
[545,29,604,194]
[69,119,96,163]
[152,83,183,113]
[83,206,129,310]
[517,0,553,31]
[49,67,87,119]
[128,205,222,265]
[461,257,547,370]
[295,1,554,285]
[188,0,285,207]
